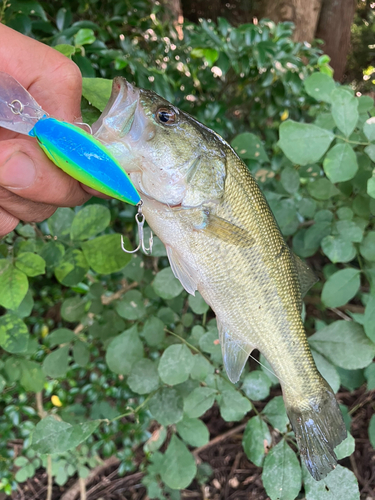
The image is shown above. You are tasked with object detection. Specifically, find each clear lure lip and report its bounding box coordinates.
[0,71,45,135]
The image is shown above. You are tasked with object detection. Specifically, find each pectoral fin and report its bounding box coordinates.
[217,319,255,383]
[293,254,318,297]
[166,245,199,295]
[198,211,255,247]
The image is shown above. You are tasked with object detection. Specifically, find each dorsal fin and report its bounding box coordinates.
[217,318,255,383]
[293,254,318,297]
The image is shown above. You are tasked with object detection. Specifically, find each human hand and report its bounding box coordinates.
[0,24,96,237]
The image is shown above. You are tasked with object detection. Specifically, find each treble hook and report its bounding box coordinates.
[121,200,153,255]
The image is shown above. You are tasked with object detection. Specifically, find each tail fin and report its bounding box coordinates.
[286,386,347,481]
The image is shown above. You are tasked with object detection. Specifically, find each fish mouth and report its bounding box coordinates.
[92,78,142,170]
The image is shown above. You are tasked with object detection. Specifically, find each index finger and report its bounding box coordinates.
[0,24,82,122]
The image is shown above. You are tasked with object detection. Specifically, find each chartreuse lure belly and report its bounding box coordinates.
[0,71,140,205]
[29,118,140,205]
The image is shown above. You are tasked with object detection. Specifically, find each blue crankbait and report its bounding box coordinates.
[0,71,140,206]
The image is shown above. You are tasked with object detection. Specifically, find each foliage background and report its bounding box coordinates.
[0,1,374,499]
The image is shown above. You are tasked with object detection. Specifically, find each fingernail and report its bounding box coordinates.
[0,152,36,189]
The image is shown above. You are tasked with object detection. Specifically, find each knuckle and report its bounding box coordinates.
[52,59,82,94]
[23,205,56,223]
[0,208,19,237]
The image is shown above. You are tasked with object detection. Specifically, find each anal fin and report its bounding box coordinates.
[217,318,255,383]
[166,245,198,296]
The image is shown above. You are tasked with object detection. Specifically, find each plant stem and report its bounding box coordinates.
[46,455,53,500]
[110,389,158,422]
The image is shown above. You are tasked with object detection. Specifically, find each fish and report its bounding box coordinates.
[92,77,347,480]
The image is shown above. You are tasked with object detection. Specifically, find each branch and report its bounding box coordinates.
[101,280,138,305]
[60,456,120,500]
[193,422,247,458]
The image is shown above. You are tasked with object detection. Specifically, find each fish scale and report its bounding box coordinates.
[93,76,347,481]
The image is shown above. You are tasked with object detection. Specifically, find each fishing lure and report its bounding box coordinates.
[0,71,140,206]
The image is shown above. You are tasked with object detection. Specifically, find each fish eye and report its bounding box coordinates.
[156,107,177,125]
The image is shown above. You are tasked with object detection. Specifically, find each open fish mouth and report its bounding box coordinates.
[92,78,142,172]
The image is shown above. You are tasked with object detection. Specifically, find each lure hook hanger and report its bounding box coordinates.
[121,200,153,255]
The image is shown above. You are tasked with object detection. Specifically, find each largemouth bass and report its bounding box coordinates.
[93,78,347,480]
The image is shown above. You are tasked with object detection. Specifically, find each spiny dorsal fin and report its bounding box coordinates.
[293,254,318,297]
[217,318,255,383]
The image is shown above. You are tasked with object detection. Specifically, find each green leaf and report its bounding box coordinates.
[74,28,95,46]
[127,359,159,394]
[190,354,214,381]
[47,328,75,347]
[231,133,269,162]
[149,387,183,425]
[304,73,336,103]
[142,316,166,346]
[360,231,375,261]
[54,44,76,58]
[106,326,144,375]
[279,121,334,166]
[191,47,219,66]
[39,240,65,268]
[20,360,45,392]
[188,292,209,314]
[307,178,339,200]
[363,117,375,142]
[152,267,184,300]
[335,220,363,243]
[160,435,197,489]
[47,208,75,238]
[158,344,194,385]
[311,350,340,393]
[115,290,146,320]
[335,433,355,460]
[242,415,271,466]
[262,396,289,433]
[54,249,89,286]
[12,289,34,319]
[331,88,359,137]
[183,387,217,418]
[219,389,251,422]
[363,296,375,342]
[73,341,90,367]
[81,234,131,274]
[82,77,112,112]
[271,199,299,236]
[61,297,86,322]
[144,427,167,453]
[364,363,375,390]
[323,144,358,183]
[321,236,356,264]
[368,175,375,199]
[358,95,374,113]
[43,346,70,378]
[321,268,361,308]
[0,314,29,353]
[15,252,46,277]
[31,416,100,454]
[309,320,375,369]
[369,414,375,448]
[241,370,272,401]
[364,144,375,162]
[0,260,28,310]
[176,417,209,447]
[262,440,302,500]
[280,166,300,194]
[303,464,360,500]
[70,205,111,241]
